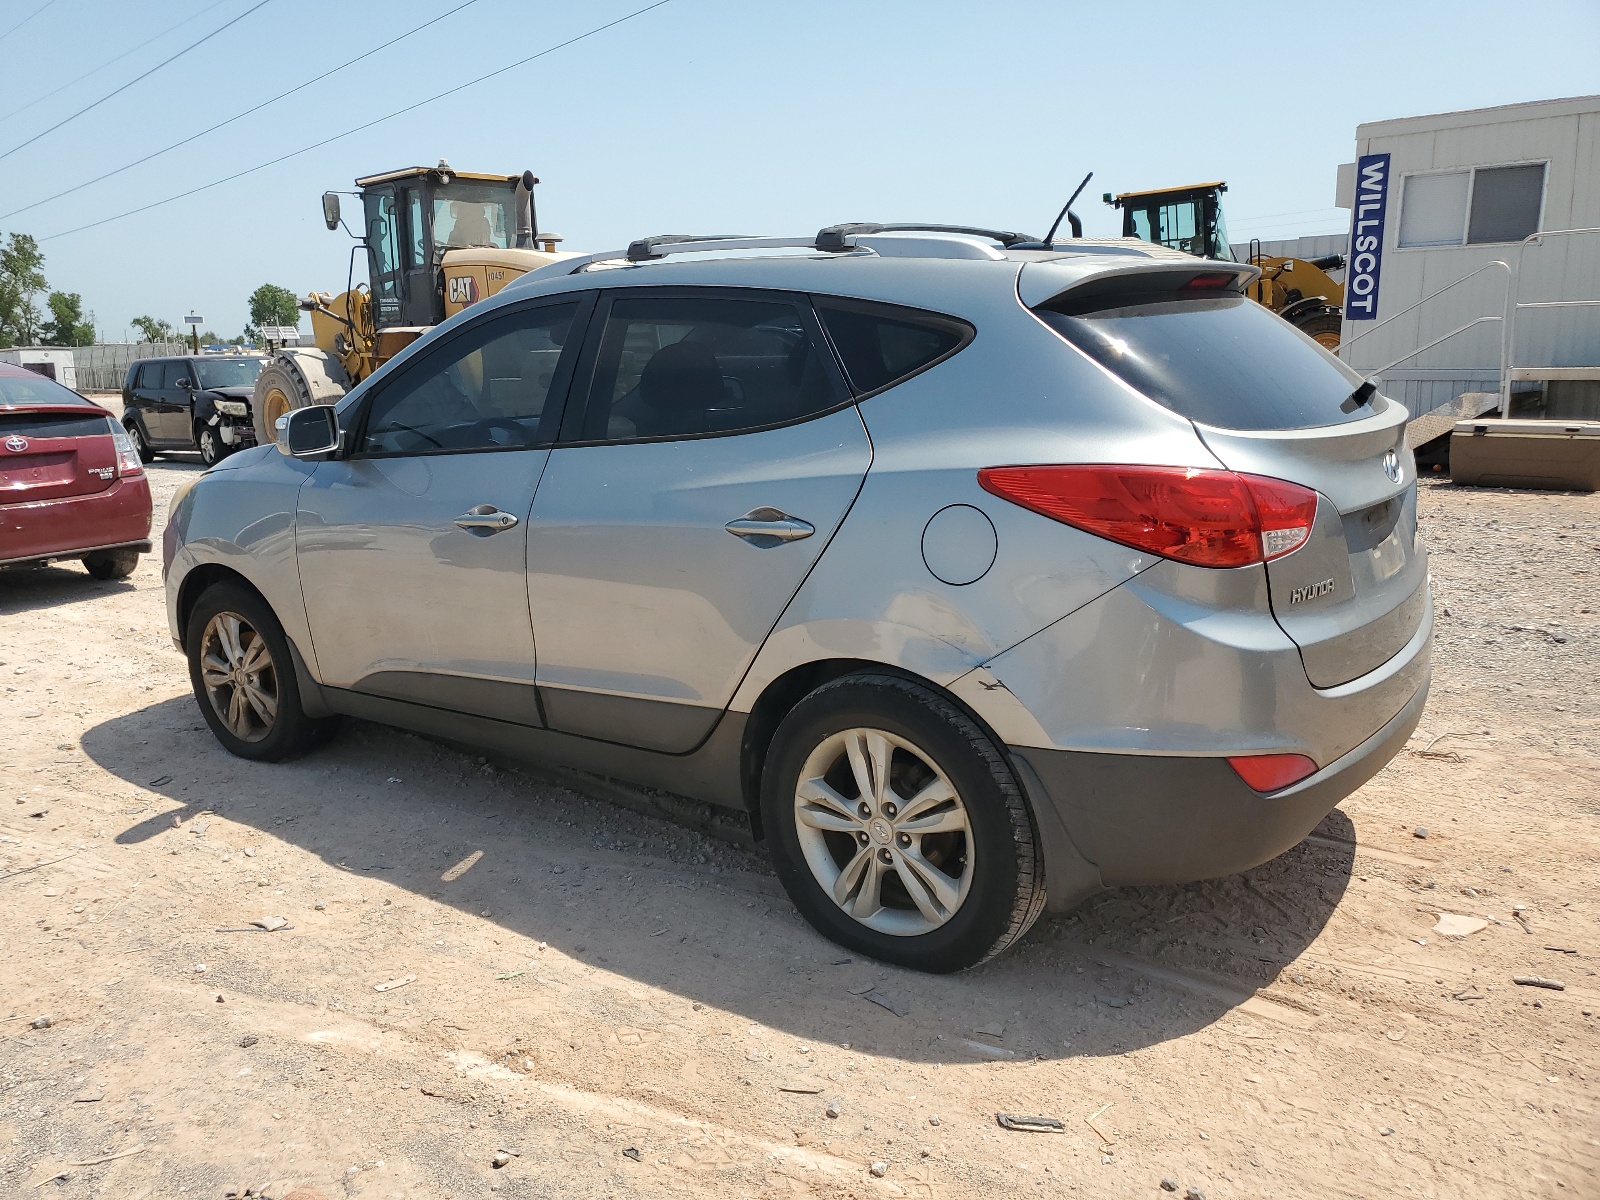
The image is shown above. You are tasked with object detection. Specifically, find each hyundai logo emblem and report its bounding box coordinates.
[4,435,28,452]
[1383,450,1401,484]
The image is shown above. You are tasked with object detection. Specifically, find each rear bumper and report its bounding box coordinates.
[1012,672,1428,888]
[0,477,153,567]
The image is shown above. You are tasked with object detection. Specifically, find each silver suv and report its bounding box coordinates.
[163,226,1431,972]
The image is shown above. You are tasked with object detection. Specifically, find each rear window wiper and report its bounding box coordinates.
[1341,380,1377,413]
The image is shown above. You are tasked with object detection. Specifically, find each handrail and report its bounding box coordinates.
[1370,316,1503,376]
[1501,226,1600,414]
[1340,259,1511,352]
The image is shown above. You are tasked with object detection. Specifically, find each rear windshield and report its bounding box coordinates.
[0,372,94,407]
[1036,295,1370,430]
[195,358,265,389]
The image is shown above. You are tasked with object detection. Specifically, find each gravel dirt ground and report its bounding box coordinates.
[2,440,1597,1199]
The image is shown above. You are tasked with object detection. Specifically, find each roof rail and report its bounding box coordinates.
[519,222,1049,284]
[814,223,1039,252]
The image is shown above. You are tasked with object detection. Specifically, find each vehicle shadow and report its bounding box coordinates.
[0,562,138,614]
[83,696,1354,1064]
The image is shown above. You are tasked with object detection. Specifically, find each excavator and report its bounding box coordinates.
[1105,181,1346,349]
[251,161,573,443]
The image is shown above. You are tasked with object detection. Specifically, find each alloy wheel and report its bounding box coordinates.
[792,727,974,936]
[199,611,278,742]
[198,426,220,465]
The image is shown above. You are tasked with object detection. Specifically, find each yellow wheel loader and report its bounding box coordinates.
[252,161,574,443]
[1105,182,1346,350]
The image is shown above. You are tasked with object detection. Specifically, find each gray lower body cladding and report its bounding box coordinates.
[1012,673,1428,889]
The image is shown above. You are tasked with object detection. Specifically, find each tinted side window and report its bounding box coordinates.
[813,298,971,395]
[359,303,577,456]
[135,362,162,389]
[161,362,192,389]
[580,294,841,442]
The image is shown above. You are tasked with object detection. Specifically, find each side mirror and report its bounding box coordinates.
[277,405,341,457]
[322,191,341,231]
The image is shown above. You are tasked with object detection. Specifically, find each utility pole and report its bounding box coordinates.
[185,311,204,355]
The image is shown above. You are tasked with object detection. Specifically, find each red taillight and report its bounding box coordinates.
[977,464,1317,568]
[111,424,143,478]
[1226,753,1318,792]
[1182,271,1239,292]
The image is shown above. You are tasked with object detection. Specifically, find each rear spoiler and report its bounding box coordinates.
[1018,258,1260,311]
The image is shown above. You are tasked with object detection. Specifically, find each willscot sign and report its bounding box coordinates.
[1345,152,1391,321]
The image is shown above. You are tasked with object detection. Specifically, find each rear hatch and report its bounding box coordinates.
[1027,263,1427,689]
[1,408,119,504]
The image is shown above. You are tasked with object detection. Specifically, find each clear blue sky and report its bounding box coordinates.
[1,0,1596,340]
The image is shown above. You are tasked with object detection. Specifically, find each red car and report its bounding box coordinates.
[0,362,152,579]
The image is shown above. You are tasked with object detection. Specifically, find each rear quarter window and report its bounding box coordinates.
[814,298,972,396]
[1035,293,1371,431]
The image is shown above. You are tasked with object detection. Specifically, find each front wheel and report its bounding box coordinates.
[1294,310,1343,351]
[760,674,1045,972]
[186,582,340,761]
[196,423,224,466]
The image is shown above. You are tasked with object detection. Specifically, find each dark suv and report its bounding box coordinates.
[122,356,266,465]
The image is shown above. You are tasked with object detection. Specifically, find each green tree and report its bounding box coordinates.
[0,232,48,348]
[41,291,95,346]
[130,315,178,344]
[247,283,300,331]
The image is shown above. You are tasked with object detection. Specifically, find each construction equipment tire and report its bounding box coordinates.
[1294,310,1343,352]
[251,351,349,447]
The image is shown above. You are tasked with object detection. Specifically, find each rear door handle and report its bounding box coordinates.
[454,504,519,534]
[725,507,814,546]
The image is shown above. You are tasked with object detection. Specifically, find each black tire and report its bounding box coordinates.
[1293,309,1343,351]
[82,548,139,580]
[185,581,340,762]
[125,419,157,463]
[196,422,224,466]
[252,358,313,447]
[760,673,1045,973]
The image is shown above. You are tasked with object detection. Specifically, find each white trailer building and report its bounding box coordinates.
[1334,95,1600,421]
[0,347,78,390]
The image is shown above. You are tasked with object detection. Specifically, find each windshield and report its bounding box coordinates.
[1037,295,1370,430]
[0,371,93,406]
[194,359,265,389]
[1127,194,1235,261]
[432,182,514,250]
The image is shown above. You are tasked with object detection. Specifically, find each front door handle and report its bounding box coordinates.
[725,507,815,547]
[454,504,519,534]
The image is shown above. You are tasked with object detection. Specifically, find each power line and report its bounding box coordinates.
[0,0,59,45]
[42,0,674,242]
[2,0,483,222]
[0,0,276,164]
[0,0,234,126]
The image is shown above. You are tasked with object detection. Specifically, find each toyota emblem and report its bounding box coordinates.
[4,435,28,452]
[1383,450,1401,484]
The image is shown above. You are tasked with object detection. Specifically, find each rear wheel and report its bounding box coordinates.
[82,548,139,580]
[1294,310,1343,351]
[196,423,224,466]
[125,420,156,463]
[186,582,340,761]
[760,674,1045,972]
